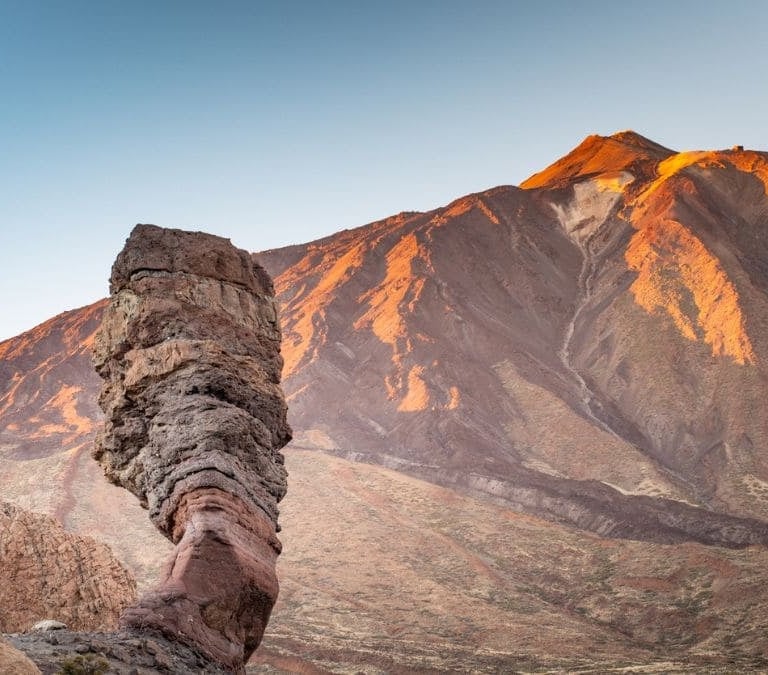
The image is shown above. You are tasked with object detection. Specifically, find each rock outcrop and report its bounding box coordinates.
[91,225,290,671]
[0,500,136,634]
[7,630,231,674]
[0,639,40,675]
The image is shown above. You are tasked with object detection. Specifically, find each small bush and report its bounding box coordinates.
[57,654,109,675]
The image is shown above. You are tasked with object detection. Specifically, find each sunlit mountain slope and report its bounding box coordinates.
[3,131,768,670]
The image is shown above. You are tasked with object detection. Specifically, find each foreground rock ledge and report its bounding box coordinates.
[7,630,231,674]
[14,225,291,674]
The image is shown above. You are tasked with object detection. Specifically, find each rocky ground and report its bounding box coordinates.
[6,630,229,674]
[252,449,768,673]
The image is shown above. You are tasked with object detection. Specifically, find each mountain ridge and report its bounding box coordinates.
[3,131,768,670]
[255,136,768,544]
[3,132,768,543]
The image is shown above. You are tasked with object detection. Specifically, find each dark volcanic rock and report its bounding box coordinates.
[91,224,291,671]
[93,224,289,532]
[7,629,230,674]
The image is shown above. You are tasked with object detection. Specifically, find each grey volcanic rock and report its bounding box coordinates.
[7,630,230,674]
[93,224,289,531]
[90,224,290,671]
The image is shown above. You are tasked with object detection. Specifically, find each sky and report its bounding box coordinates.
[1,0,767,341]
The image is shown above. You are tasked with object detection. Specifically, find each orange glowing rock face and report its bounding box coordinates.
[521,131,674,189]
[355,232,428,344]
[594,173,634,193]
[0,299,105,455]
[635,151,722,201]
[398,365,430,412]
[436,195,500,225]
[355,231,431,405]
[625,217,755,365]
[728,151,768,194]
[447,385,460,410]
[275,201,482,412]
[30,385,93,439]
[277,241,369,378]
[623,149,760,366]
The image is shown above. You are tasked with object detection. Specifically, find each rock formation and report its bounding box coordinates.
[7,630,234,674]
[91,224,290,671]
[0,501,135,634]
[0,639,40,675]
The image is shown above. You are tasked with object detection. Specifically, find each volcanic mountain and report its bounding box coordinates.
[4,131,768,671]
[260,130,768,545]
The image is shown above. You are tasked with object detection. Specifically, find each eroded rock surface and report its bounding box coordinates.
[0,638,40,675]
[0,501,136,634]
[7,630,230,674]
[91,224,290,671]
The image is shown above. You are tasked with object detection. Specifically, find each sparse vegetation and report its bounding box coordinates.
[245,450,768,672]
[57,654,109,675]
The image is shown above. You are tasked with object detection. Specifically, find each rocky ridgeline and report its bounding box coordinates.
[10,225,291,673]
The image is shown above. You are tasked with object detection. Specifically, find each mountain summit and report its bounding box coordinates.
[3,133,768,670]
[521,130,675,188]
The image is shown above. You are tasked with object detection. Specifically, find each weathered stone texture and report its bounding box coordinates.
[0,638,40,675]
[90,224,291,671]
[0,501,136,634]
[7,630,230,674]
[93,224,289,535]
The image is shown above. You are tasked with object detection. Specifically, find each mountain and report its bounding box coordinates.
[0,300,172,585]
[3,131,768,671]
[260,130,768,546]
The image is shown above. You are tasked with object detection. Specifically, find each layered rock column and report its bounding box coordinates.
[92,224,290,671]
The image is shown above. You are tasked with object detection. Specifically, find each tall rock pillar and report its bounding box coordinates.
[92,224,290,671]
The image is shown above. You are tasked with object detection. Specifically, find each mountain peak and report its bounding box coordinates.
[608,129,673,152]
[521,130,675,189]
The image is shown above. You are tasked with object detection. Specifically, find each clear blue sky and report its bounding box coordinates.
[1,1,766,340]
